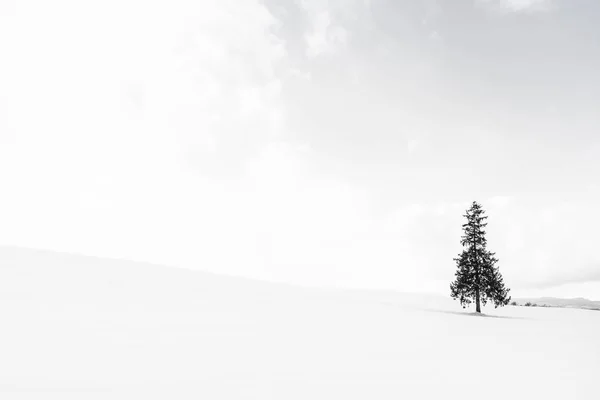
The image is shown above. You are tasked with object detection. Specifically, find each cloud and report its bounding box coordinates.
[297,0,372,58]
[477,0,554,13]
[1,0,598,296]
[0,0,288,263]
[481,199,600,289]
[304,10,348,57]
[0,0,287,158]
[0,0,380,286]
[488,196,513,209]
[366,197,600,293]
[407,139,420,154]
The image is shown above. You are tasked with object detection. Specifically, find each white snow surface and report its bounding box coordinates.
[1,247,598,399]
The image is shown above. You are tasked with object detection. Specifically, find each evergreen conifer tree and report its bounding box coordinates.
[450,201,511,313]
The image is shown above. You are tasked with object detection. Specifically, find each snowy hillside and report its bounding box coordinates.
[514,297,600,311]
[0,247,598,399]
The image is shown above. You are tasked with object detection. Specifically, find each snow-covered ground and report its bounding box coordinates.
[1,247,598,399]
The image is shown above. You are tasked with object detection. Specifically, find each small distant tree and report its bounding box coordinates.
[450,201,511,313]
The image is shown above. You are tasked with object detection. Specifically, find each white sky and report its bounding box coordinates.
[1,0,599,299]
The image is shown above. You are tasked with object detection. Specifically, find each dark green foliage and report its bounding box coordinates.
[524,302,533,307]
[450,201,511,313]
[510,301,517,306]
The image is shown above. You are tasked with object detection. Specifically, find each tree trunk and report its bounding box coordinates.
[474,241,481,313]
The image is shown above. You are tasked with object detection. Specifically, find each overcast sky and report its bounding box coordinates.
[1,0,599,299]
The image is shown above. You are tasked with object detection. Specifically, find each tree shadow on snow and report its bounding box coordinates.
[422,308,530,320]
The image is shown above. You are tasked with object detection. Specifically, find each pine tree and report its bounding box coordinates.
[450,201,511,313]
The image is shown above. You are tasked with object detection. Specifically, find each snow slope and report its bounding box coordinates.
[1,247,598,399]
